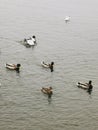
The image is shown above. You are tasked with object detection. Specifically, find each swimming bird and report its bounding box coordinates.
[6,63,21,73]
[24,35,36,46]
[65,16,71,22]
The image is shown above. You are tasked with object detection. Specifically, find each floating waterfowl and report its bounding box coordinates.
[77,82,89,89]
[77,80,93,90]
[24,35,36,46]
[5,63,21,72]
[41,87,53,98]
[41,61,54,72]
[65,16,71,22]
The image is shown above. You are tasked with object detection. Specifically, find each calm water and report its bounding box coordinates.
[0,0,98,130]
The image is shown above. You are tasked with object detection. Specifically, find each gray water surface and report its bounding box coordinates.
[0,0,98,130]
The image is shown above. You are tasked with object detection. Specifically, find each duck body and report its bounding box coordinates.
[41,61,50,68]
[26,39,35,46]
[5,63,21,72]
[6,63,17,70]
[77,82,89,89]
[41,87,53,95]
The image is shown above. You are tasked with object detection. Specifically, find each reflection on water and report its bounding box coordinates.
[48,96,52,104]
[87,89,92,95]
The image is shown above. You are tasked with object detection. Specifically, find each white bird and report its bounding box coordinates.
[24,35,36,46]
[65,16,71,22]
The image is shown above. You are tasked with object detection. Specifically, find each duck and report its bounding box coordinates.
[41,61,54,72]
[24,35,36,46]
[77,80,93,90]
[41,87,53,98]
[6,63,21,73]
